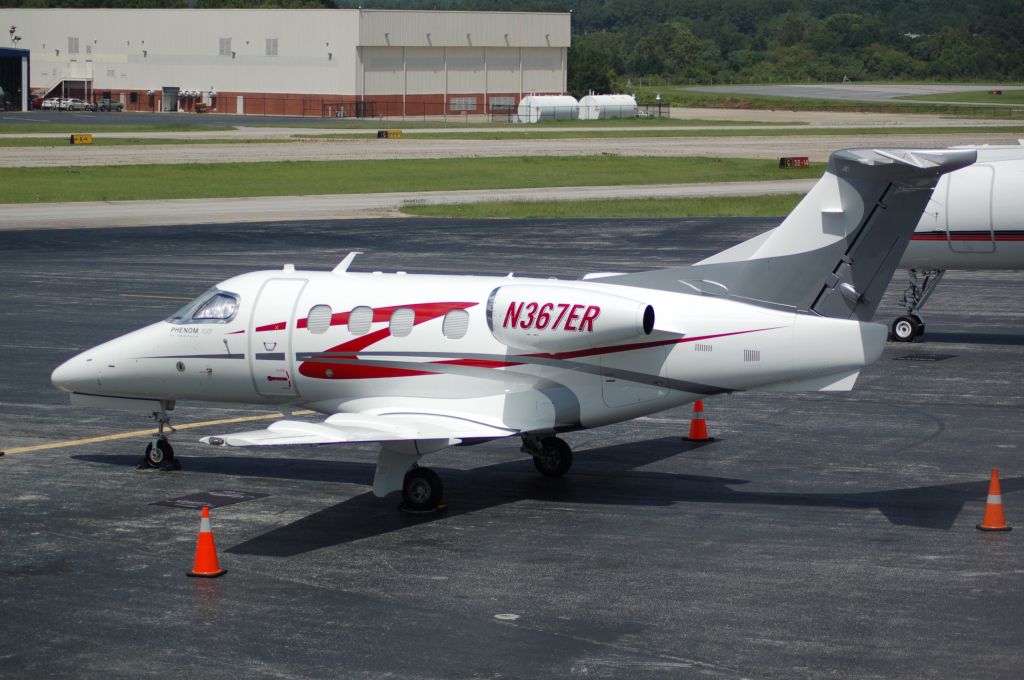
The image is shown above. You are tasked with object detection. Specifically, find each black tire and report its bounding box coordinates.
[144,439,174,467]
[402,467,444,512]
[891,315,922,342]
[533,437,573,477]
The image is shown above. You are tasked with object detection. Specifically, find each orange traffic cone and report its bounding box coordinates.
[684,400,713,441]
[977,468,1012,532]
[187,506,227,577]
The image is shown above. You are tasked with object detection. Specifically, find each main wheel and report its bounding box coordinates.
[891,315,922,342]
[402,467,444,512]
[144,439,174,468]
[533,437,573,477]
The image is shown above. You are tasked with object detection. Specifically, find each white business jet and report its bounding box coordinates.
[892,144,1024,340]
[52,148,974,512]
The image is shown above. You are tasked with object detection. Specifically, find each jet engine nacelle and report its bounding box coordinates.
[487,284,654,353]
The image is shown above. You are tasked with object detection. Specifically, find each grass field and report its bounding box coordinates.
[636,87,1024,119]
[0,137,282,147]
[400,194,803,219]
[0,123,234,135]
[247,117,801,129]
[898,90,1024,105]
[296,124,1024,142]
[0,156,822,204]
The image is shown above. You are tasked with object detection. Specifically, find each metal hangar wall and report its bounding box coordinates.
[5,8,570,117]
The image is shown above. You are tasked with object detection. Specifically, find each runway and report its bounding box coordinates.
[1,218,1022,679]
[2,130,1020,168]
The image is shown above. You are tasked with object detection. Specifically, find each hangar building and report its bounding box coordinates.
[4,8,570,116]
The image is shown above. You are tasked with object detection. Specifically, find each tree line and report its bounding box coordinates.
[6,0,1024,94]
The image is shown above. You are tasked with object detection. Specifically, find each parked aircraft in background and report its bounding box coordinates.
[52,148,974,512]
[893,144,1024,340]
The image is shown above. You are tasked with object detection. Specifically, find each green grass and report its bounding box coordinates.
[245,117,798,129]
[897,90,1024,105]
[634,86,1024,119]
[0,156,822,204]
[401,194,803,219]
[0,123,235,135]
[296,124,1024,142]
[0,137,291,147]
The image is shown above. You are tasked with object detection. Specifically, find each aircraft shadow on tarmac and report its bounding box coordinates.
[76,437,1021,557]
[920,330,1024,347]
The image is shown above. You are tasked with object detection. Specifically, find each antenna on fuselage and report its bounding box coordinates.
[333,251,363,274]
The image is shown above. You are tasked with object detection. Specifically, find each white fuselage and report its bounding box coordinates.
[52,269,886,433]
[905,146,1024,270]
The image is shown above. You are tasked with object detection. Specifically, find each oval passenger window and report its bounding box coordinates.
[306,304,332,334]
[390,308,415,337]
[348,306,373,335]
[442,309,469,339]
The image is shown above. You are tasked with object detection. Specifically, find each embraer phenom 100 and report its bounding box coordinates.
[53,148,974,512]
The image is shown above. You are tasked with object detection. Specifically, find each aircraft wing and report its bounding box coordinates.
[199,412,518,447]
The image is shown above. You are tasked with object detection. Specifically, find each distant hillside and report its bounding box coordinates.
[7,0,1023,94]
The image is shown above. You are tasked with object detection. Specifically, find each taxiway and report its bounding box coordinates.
[1,218,1022,679]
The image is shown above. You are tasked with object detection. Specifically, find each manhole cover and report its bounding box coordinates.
[153,489,269,510]
[892,353,957,362]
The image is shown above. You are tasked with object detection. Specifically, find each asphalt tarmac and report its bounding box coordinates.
[1,218,1022,679]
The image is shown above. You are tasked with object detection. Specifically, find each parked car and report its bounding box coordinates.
[95,98,124,112]
[31,97,45,110]
[41,98,60,110]
[65,99,88,111]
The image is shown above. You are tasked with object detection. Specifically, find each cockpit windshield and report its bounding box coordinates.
[166,288,240,324]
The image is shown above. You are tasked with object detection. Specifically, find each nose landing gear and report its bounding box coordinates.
[891,269,944,342]
[137,408,180,470]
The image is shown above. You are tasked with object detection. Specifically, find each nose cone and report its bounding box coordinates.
[51,352,97,393]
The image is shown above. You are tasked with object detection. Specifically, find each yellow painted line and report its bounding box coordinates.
[1,412,288,455]
[120,293,193,301]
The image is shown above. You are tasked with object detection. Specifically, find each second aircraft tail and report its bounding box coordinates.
[614,147,977,321]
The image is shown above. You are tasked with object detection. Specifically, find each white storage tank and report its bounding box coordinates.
[517,95,579,123]
[578,94,638,120]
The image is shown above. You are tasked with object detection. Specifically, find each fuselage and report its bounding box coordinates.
[905,146,1024,270]
[51,268,887,435]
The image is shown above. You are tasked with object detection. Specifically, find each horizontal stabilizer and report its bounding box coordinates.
[200,411,517,447]
[759,369,861,393]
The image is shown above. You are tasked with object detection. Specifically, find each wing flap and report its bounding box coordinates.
[200,411,518,447]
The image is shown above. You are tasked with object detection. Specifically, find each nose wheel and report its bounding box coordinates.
[136,409,180,470]
[142,438,175,467]
[891,314,924,342]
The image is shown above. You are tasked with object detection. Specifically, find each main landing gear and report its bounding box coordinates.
[401,466,445,513]
[375,435,574,515]
[521,434,573,478]
[891,268,945,342]
[137,409,180,471]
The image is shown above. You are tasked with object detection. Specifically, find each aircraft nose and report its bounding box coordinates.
[51,352,98,393]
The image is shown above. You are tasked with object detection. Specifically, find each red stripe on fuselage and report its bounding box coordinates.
[913,231,1024,242]
[302,326,783,381]
[298,301,478,379]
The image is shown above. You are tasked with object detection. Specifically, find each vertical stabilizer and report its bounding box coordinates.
[612,148,977,320]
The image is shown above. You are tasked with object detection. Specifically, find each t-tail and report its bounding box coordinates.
[615,148,978,320]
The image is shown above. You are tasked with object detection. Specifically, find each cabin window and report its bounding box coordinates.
[390,308,415,337]
[166,288,239,324]
[306,304,332,334]
[442,309,469,339]
[348,306,372,335]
